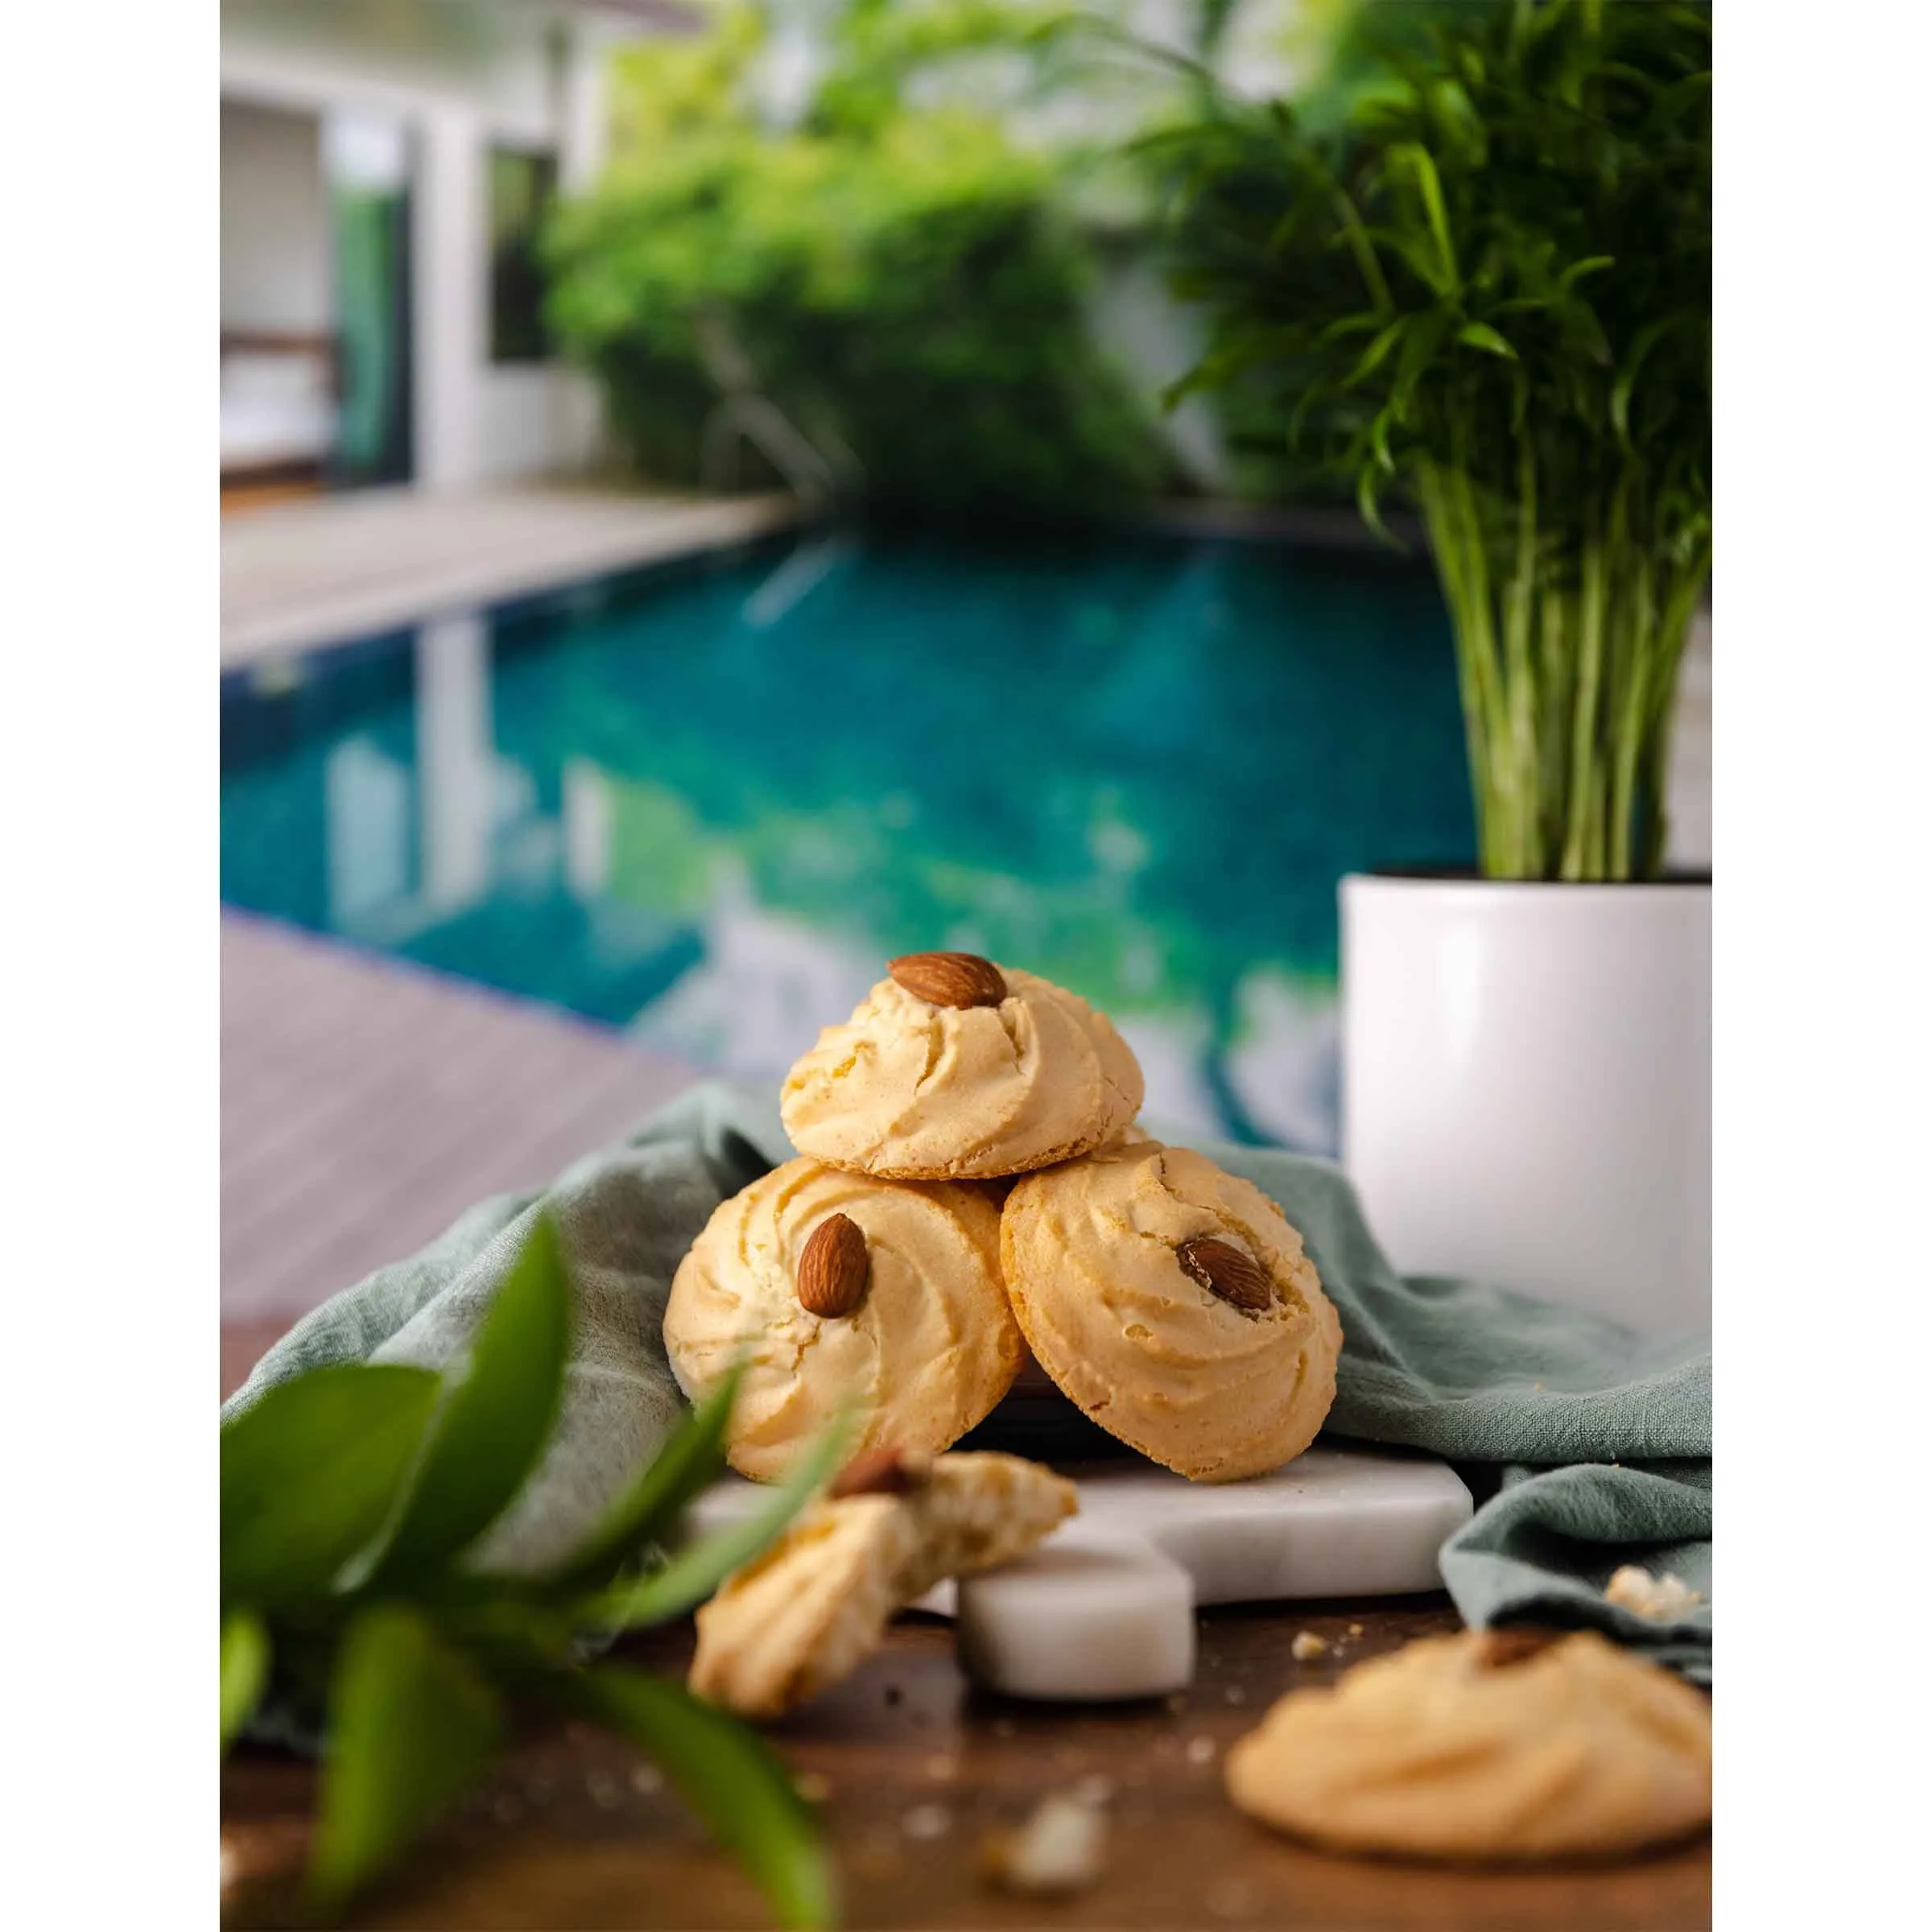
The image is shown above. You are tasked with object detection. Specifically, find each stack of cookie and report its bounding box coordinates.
[664,952,1344,1485]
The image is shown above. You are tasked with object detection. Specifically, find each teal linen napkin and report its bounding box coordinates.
[225,1080,1711,1681]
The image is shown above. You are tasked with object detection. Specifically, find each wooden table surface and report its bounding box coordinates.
[221,1603,1710,1932]
[221,1319,1707,1930]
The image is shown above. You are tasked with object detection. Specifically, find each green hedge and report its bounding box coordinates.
[547,105,1168,521]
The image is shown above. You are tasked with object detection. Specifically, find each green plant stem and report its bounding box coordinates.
[1637,545,1711,875]
[1424,462,1706,882]
[1563,498,1611,880]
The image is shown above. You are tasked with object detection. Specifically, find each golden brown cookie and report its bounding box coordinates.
[664,1157,1022,1482]
[689,1451,1078,1716]
[999,1137,1342,1481]
[779,956,1143,1180]
[1225,1629,1712,1861]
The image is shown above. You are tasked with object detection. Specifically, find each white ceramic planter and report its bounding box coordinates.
[1340,874,1710,1333]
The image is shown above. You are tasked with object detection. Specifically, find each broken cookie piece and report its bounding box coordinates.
[689,1451,1077,1717]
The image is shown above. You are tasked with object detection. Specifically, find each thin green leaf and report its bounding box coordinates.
[1354,224,1455,299]
[1344,320,1406,389]
[1611,316,1679,444]
[221,1364,440,1608]
[1311,313,1384,350]
[220,1608,270,1756]
[308,1604,503,1919]
[1456,321,1517,359]
[1368,407,1397,476]
[559,1666,834,1932]
[1393,142,1458,291]
[374,1210,574,1581]
[1356,465,1398,547]
[543,1362,744,1591]
[1557,254,1615,294]
[586,1412,853,1632]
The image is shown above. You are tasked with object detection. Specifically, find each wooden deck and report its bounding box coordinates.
[221,484,799,665]
[221,914,698,1348]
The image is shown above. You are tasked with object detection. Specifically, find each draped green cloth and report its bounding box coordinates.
[226,1081,1710,1682]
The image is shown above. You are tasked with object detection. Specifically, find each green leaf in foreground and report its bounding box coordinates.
[308,1604,503,1919]
[374,1210,574,1581]
[221,1363,440,1608]
[587,1411,853,1632]
[543,1361,744,1590]
[220,1608,270,1755]
[559,1666,834,1932]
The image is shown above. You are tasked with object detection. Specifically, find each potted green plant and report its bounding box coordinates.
[1150,0,1711,1327]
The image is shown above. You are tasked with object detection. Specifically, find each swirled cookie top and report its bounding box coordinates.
[1000,1138,1343,1481]
[781,964,1143,1179]
[663,1157,1020,1481]
[1225,1629,1712,1860]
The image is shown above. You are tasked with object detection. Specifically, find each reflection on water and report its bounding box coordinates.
[221,529,1472,1152]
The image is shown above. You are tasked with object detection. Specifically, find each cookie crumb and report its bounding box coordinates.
[630,1763,664,1797]
[1604,1564,1703,1620]
[1224,1684,1247,1706]
[1071,1773,1117,1807]
[983,1793,1108,1897]
[1164,1691,1188,1714]
[586,1771,622,1810]
[923,1754,959,1782]
[902,1803,952,1841]
[1290,1631,1328,1661]
[1347,1623,1363,1637]
[795,1773,832,1804]
[1185,1735,1217,1766]
[1207,1877,1259,1919]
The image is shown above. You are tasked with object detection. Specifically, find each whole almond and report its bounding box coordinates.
[1472,1626,1564,1670]
[1175,1236,1274,1315]
[888,951,1008,1009]
[828,1446,933,1500]
[796,1213,869,1319]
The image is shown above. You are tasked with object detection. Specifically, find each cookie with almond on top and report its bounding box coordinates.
[780,952,1144,1181]
[663,1155,1022,1482]
[999,1134,1344,1482]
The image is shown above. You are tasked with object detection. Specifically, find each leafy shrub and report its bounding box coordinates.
[546,12,1168,522]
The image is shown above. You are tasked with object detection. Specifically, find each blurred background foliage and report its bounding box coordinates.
[545,0,1425,522]
[547,2,1154,519]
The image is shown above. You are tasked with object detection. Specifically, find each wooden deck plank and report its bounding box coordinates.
[221,914,699,1323]
[221,484,800,665]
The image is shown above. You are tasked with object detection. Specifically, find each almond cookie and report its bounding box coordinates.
[665,1157,1022,1481]
[690,1451,1078,1716]
[1225,1629,1712,1861]
[779,955,1144,1180]
[1000,1137,1342,1481]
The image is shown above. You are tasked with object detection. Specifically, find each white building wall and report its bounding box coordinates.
[221,99,329,335]
[221,0,658,489]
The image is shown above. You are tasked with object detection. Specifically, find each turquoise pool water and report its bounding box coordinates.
[221,526,1473,1151]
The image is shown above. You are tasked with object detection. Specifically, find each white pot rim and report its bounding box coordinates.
[1343,869,1710,902]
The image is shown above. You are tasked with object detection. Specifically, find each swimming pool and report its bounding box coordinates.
[221,524,1473,1152]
